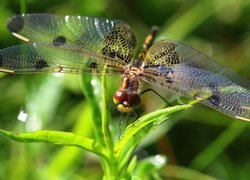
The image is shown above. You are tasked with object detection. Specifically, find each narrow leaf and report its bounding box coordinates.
[0,129,108,160]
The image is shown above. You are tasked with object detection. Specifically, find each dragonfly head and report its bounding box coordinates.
[113,90,141,113]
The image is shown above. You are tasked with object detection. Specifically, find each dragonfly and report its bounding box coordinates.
[0,14,249,121]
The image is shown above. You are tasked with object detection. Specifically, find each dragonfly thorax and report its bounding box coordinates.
[113,73,141,113]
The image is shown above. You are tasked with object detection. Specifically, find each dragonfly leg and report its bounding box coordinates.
[133,109,140,121]
[113,108,139,138]
[118,113,123,140]
[140,88,172,106]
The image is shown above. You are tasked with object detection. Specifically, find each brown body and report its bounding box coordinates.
[113,27,159,113]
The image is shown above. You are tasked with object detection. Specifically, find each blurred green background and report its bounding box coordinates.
[0,0,250,179]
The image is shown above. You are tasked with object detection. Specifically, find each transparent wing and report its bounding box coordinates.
[142,40,250,121]
[0,43,125,75]
[7,14,137,64]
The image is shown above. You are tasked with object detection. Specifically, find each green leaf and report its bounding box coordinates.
[114,100,199,173]
[163,164,217,180]
[0,129,108,160]
[134,155,167,180]
[127,156,137,176]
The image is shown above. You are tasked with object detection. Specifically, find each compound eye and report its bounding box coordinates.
[113,90,127,104]
[127,93,141,108]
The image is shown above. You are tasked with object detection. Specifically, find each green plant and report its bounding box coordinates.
[1,0,250,179]
[0,66,197,179]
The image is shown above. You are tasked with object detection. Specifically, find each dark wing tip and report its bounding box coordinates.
[53,36,67,46]
[0,54,3,67]
[35,59,49,70]
[7,15,25,33]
